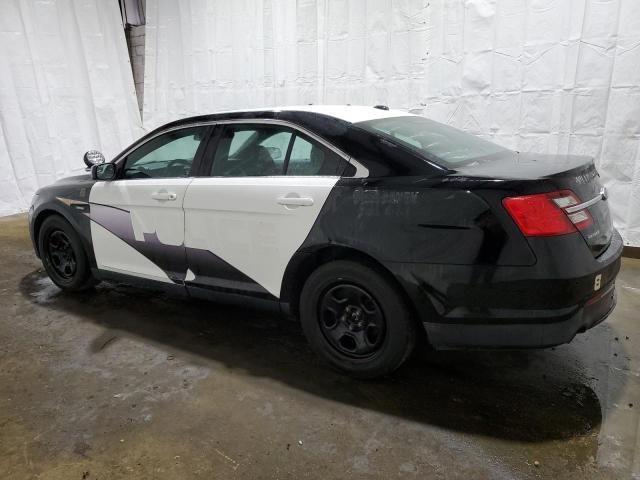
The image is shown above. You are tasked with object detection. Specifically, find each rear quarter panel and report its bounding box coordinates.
[300,177,536,267]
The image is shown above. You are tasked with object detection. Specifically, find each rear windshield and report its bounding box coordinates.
[356,116,510,167]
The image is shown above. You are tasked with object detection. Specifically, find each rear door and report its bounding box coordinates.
[89,125,210,283]
[183,121,350,298]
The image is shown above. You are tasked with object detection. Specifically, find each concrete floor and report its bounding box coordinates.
[1,214,639,479]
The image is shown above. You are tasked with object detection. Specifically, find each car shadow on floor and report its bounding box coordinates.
[19,269,622,447]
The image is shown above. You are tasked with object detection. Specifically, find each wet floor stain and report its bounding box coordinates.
[14,270,607,472]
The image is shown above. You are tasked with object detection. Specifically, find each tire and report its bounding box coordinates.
[38,215,96,292]
[299,260,416,379]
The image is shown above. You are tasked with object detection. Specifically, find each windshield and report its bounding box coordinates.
[356,116,511,167]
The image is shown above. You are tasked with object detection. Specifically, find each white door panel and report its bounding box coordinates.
[89,179,192,277]
[183,176,339,297]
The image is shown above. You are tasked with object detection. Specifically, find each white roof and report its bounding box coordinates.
[216,105,415,124]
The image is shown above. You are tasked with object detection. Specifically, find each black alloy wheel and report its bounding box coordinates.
[46,230,77,279]
[319,283,386,358]
[38,215,96,291]
[299,260,417,379]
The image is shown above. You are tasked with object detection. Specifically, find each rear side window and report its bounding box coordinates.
[228,130,255,156]
[210,124,354,177]
[211,125,291,176]
[286,135,346,176]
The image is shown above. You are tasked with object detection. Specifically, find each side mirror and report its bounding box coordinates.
[84,150,106,167]
[91,163,117,181]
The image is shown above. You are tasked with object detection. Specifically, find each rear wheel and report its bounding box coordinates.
[38,215,96,291]
[299,260,416,379]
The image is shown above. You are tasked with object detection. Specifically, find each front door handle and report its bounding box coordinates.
[151,191,177,201]
[277,195,314,207]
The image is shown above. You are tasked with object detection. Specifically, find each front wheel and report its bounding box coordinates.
[38,215,96,291]
[299,260,416,379]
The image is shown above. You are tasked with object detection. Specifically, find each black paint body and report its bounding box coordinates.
[29,109,623,349]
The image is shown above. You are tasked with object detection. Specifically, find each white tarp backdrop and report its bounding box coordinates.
[0,0,142,217]
[144,0,640,247]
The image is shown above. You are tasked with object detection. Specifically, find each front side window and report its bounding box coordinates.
[123,126,207,179]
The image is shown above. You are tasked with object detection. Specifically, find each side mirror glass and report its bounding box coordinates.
[84,150,106,167]
[91,163,117,181]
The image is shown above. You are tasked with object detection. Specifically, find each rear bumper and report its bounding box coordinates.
[386,229,623,349]
[424,281,616,349]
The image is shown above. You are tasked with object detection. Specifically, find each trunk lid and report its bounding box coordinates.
[455,152,613,257]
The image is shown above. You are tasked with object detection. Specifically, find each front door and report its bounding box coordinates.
[182,122,351,298]
[89,125,210,283]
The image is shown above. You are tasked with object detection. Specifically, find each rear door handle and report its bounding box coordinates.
[277,195,314,207]
[151,191,177,201]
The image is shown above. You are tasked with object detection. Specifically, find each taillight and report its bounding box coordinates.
[549,190,594,230]
[502,190,593,237]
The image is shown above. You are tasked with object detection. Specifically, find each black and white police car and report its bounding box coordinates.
[29,105,622,378]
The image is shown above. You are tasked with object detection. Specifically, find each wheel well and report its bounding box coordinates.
[32,210,62,256]
[281,245,421,325]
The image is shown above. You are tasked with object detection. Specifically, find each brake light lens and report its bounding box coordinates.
[502,190,593,237]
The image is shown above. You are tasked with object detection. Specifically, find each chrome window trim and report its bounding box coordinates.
[112,118,369,178]
[564,188,606,213]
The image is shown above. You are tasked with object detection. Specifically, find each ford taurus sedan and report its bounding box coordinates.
[28,105,622,378]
